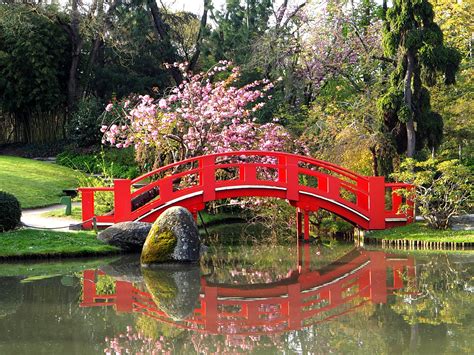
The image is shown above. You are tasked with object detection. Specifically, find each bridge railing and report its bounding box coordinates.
[384,182,414,224]
[79,151,413,229]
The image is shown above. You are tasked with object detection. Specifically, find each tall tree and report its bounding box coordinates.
[379,0,461,157]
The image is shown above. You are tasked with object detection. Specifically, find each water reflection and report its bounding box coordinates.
[0,245,472,354]
[81,246,415,351]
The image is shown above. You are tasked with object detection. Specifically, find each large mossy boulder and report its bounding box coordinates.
[98,222,152,252]
[141,206,200,265]
[142,264,201,320]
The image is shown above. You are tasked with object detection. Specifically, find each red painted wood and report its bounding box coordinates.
[79,151,413,230]
[368,176,386,229]
[113,179,132,223]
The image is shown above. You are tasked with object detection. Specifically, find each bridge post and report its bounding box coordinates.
[303,210,310,242]
[204,286,218,333]
[368,176,386,229]
[287,283,302,330]
[115,281,134,313]
[80,189,95,229]
[81,270,97,305]
[369,251,387,304]
[296,208,302,239]
[286,155,299,201]
[113,179,132,223]
[200,156,216,202]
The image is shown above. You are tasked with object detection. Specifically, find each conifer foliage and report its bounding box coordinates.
[378,0,461,157]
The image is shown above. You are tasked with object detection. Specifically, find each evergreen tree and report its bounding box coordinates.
[378,0,461,158]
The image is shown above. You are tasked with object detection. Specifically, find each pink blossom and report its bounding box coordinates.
[158,99,167,109]
[101,63,303,158]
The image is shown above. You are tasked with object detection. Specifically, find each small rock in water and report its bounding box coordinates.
[98,222,152,252]
[141,206,201,265]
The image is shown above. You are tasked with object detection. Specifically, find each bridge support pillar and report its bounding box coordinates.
[303,210,310,242]
[296,209,302,239]
[368,176,386,229]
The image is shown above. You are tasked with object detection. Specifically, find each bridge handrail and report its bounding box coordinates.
[79,150,414,229]
[130,150,368,186]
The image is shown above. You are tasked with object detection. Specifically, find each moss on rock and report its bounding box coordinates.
[141,229,177,265]
[140,206,201,265]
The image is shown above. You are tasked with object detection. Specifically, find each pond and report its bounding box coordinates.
[0,243,473,354]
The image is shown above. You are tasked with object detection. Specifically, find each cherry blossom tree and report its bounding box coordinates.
[101,61,303,169]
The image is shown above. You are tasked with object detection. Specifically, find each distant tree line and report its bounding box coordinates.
[0,0,471,175]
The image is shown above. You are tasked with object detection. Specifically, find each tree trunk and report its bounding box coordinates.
[405,51,416,158]
[188,0,210,71]
[82,0,104,97]
[147,0,183,84]
[369,146,379,176]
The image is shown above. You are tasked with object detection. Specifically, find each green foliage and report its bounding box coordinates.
[393,158,473,229]
[204,0,273,68]
[75,162,115,215]
[0,5,69,115]
[431,65,474,164]
[392,254,474,326]
[380,0,461,157]
[57,148,139,179]
[0,191,21,232]
[66,97,105,147]
[95,274,116,295]
[431,0,473,59]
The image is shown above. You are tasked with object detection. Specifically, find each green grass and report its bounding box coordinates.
[0,156,80,208]
[41,206,82,220]
[368,222,474,243]
[0,229,119,259]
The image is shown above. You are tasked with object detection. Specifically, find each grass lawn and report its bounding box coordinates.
[41,206,83,220]
[0,229,119,259]
[368,222,474,243]
[0,156,80,208]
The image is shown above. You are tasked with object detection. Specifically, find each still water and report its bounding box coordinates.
[0,243,473,354]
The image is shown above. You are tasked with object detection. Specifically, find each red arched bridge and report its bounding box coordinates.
[81,248,415,335]
[79,151,413,236]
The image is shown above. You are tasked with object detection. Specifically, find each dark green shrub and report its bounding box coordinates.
[66,96,104,147]
[0,191,21,232]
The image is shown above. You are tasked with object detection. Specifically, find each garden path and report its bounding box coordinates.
[21,203,81,230]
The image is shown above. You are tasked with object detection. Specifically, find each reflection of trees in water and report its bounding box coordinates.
[92,250,473,354]
[106,301,388,354]
[392,254,473,325]
[391,253,474,354]
[200,243,354,284]
[0,277,23,319]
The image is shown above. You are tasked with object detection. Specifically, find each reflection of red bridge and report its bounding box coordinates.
[80,151,413,234]
[81,249,414,335]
